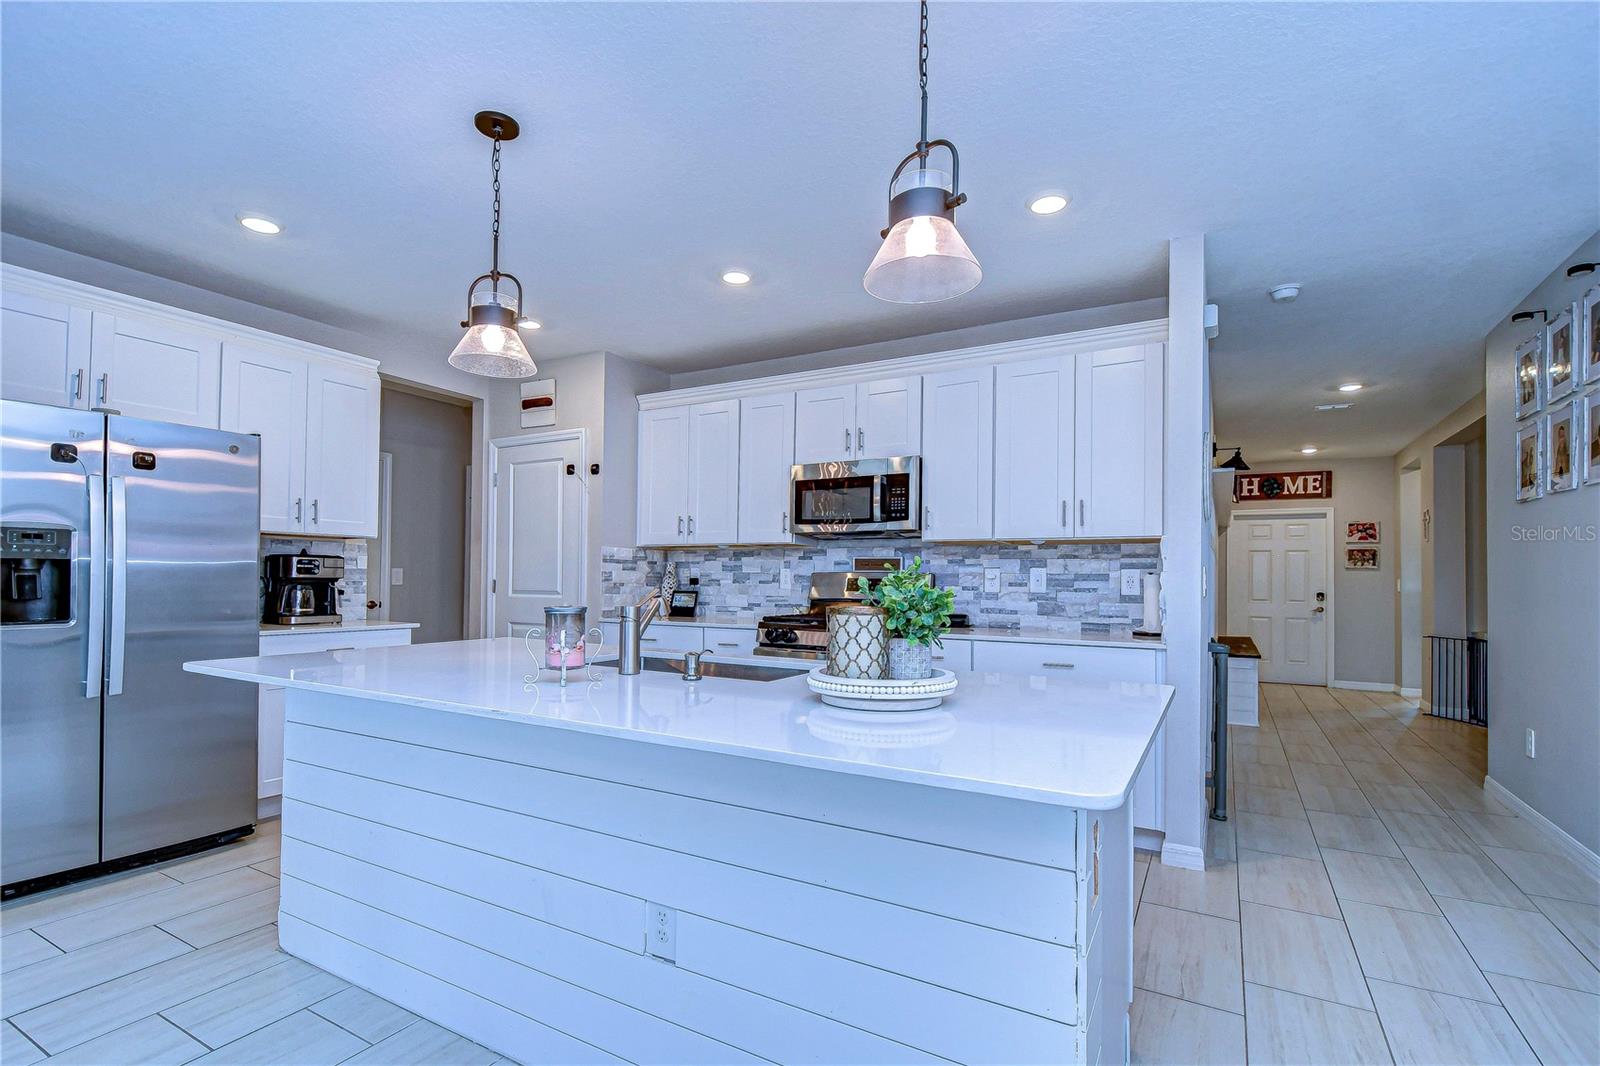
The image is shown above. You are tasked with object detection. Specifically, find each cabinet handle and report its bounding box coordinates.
[327,646,356,653]
[678,515,684,535]
[925,505,932,530]
[782,510,788,534]
[716,641,740,648]
[687,515,695,536]
[1061,500,1068,528]
[294,497,303,523]
[97,373,109,406]
[844,427,851,454]
[641,637,659,643]
[857,427,864,452]
[311,499,319,525]
[71,369,84,402]
[1079,499,1086,526]
[1042,662,1077,670]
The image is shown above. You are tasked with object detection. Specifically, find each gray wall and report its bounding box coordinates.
[380,388,472,644]
[1220,457,1398,686]
[1484,233,1600,854]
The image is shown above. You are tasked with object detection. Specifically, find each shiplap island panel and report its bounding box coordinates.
[187,639,1172,1065]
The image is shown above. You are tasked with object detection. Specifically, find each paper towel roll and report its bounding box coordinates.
[1141,571,1162,635]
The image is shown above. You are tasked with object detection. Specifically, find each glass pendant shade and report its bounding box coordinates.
[448,288,536,378]
[863,213,982,303]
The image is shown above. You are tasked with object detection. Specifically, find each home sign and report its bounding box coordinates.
[1233,470,1333,502]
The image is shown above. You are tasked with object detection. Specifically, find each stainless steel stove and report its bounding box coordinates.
[755,570,969,659]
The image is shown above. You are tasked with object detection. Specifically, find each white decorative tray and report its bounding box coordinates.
[806,667,959,711]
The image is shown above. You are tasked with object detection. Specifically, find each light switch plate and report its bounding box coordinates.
[1028,567,1047,593]
[1120,569,1143,596]
[984,568,1001,594]
[780,567,792,591]
[390,568,404,586]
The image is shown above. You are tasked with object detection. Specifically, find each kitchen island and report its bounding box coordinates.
[185,638,1173,1065]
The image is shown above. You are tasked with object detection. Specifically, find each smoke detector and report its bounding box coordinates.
[1269,284,1301,303]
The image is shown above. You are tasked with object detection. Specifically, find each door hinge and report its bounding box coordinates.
[492,472,499,488]
[491,579,497,593]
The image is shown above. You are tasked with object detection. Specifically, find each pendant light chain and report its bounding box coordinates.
[490,133,503,281]
[918,0,930,162]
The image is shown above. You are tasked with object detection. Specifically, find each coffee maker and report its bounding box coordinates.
[263,551,343,626]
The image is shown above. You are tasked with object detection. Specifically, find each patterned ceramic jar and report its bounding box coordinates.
[826,605,889,679]
[887,638,934,680]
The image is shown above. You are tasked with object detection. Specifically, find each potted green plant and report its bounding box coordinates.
[865,557,956,680]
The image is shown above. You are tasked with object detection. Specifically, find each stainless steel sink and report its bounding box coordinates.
[639,658,809,682]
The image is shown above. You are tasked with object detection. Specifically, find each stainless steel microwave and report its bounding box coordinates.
[790,456,921,537]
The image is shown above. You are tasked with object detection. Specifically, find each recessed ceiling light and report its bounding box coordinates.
[1028,193,1070,215]
[237,215,281,235]
[1300,446,1319,454]
[516,317,542,331]
[1269,284,1301,303]
[1315,402,1354,411]
[1338,382,1363,393]
[721,270,752,286]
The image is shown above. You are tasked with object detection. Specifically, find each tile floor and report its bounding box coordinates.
[3,683,1595,1064]
[1132,683,1600,1066]
[1,819,508,1065]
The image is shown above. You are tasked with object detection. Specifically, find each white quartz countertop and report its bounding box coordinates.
[604,614,1165,650]
[186,638,1172,809]
[259,620,420,636]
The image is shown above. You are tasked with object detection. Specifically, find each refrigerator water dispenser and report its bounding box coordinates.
[1,525,72,625]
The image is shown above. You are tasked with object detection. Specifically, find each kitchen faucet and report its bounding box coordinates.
[618,589,663,675]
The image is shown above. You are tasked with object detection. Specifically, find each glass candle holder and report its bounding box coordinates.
[544,605,590,668]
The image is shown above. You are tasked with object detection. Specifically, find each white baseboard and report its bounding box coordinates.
[1160,841,1206,870]
[257,795,282,821]
[1227,709,1260,727]
[1398,687,1422,699]
[1134,827,1164,854]
[1331,679,1396,693]
[1483,776,1600,879]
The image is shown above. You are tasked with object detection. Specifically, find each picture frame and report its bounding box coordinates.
[1513,335,1543,419]
[1585,391,1600,488]
[1545,307,1576,404]
[1345,521,1380,544]
[1582,285,1600,386]
[1547,400,1579,493]
[1516,419,1544,502]
[1344,547,1379,570]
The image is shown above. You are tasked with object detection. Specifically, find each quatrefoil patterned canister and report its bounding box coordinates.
[826,605,889,680]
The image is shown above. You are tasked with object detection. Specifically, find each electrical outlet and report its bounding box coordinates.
[1120,569,1142,596]
[1525,729,1536,758]
[780,567,792,592]
[1028,567,1047,593]
[390,568,404,586]
[645,902,676,961]
[984,568,1001,594]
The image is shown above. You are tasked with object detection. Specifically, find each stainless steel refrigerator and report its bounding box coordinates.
[2,398,260,896]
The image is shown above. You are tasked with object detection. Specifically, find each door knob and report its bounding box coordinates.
[1313,606,1325,613]
[367,600,381,610]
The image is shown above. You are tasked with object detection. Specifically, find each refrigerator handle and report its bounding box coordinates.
[108,476,128,696]
[85,474,106,697]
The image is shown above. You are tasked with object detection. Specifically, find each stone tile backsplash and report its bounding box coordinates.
[260,536,368,623]
[601,541,1160,634]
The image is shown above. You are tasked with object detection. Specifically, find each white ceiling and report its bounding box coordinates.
[3,2,1595,459]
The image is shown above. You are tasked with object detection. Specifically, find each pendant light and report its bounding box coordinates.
[449,111,537,378]
[863,0,981,304]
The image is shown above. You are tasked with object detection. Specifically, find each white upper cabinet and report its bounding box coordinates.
[637,406,691,546]
[738,392,796,544]
[686,399,740,544]
[1,290,92,409]
[1074,344,1164,537]
[221,342,307,534]
[89,311,221,428]
[304,365,380,537]
[855,376,922,459]
[793,384,857,464]
[993,354,1075,539]
[921,366,993,541]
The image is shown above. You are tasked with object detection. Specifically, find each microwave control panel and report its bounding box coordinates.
[881,474,912,521]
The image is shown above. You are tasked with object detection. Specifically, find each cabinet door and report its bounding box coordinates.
[305,365,380,537]
[921,367,992,540]
[738,392,796,543]
[1,290,91,409]
[687,400,740,544]
[88,311,222,428]
[855,376,922,458]
[221,342,307,534]
[1132,725,1165,832]
[793,384,856,464]
[637,406,690,545]
[258,687,285,800]
[993,355,1074,539]
[1075,345,1163,537]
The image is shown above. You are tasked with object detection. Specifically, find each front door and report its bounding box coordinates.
[1227,514,1329,684]
[492,435,585,638]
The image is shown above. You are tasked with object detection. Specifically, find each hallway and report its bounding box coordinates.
[1131,684,1599,1064]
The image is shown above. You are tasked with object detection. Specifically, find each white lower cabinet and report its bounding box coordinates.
[702,626,759,657]
[256,627,412,800]
[931,637,973,671]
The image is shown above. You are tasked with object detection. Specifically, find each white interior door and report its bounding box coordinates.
[1227,514,1329,684]
[493,435,585,637]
